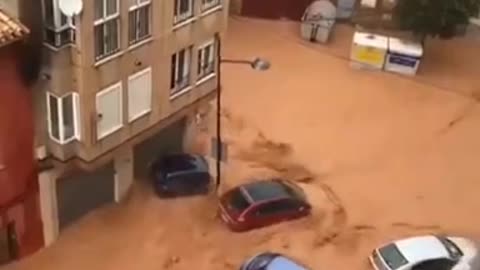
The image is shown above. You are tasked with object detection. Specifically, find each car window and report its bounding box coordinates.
[227,189,251,211]
[412,259,456,270]
[255,201,287,216]
[280,200,302,211]
[378,244,409,270]
[267,257,307,270]
[437,237,464,260]
[279,180,307,201]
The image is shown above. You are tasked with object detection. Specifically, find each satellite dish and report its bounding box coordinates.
[58,0,84,17]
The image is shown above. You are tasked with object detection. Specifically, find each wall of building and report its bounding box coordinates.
[0,45,35,205]
[0,43,44,260]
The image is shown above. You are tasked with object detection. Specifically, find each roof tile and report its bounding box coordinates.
[0,9,29,48]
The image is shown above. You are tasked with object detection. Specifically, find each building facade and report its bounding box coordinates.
[34,0,227,245]
[0,9,44,265]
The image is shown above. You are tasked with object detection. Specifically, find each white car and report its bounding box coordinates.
[369,235,479,270]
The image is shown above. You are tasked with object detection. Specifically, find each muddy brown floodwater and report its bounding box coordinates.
[6,17,480,270]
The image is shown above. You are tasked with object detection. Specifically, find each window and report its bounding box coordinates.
[42,0,76,48]
[227,189,251,211]
[411,259,456,270]
[170,47,192,96]
[174,0,194,24]
[94,0,120,61]
[197,39,216,80]
[437,237,463,259]
[378,244,409,270]
[47,92,81,144]
[201,0,220,11]
[128,0,151,45]
[96,82,123,139]
[128,67,152,122]
[255,201,285,216]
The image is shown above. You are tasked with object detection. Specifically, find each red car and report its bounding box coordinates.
[218,179,311,232]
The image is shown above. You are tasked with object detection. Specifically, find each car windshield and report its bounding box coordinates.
[437,237,464,260]
[267,257,307,270]
[378,244,409,270]
[227,189,251,211]
[280,180,306,201]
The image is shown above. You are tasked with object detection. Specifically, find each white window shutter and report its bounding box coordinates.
[96,82,123,139]
[128,67,152,122]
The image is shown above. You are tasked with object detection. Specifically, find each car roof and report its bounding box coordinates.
[241,179,298,203]
[156,154,208,175]
[267,256,308,270]
[394,236,450,263]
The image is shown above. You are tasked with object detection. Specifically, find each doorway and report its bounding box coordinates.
[0,222,18,265]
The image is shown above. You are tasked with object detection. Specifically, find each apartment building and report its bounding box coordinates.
[34,0,228,245]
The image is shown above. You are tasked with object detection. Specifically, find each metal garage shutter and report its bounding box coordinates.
[133,118,186,178]
[56,163,115,230]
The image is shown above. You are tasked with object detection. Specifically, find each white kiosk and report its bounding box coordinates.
[350,32,388,70]
[385,37,423,76]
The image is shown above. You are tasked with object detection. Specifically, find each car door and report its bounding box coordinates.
[183,172,208,194]
[251,200,290,228]
[164,174,185,195]
[280,199,308,220]
[411,259,457,270]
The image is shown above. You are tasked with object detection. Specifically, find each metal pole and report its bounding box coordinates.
[220,59,252,65]
[215,33,222,191]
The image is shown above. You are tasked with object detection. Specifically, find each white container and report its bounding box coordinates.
[350,32,388,70]
[300,0,337,43]
[385,37,423,75]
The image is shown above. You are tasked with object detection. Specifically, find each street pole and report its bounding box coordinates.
[213,34,270,192]
[215,33,222,191]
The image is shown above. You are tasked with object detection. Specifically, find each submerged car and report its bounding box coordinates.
[149,153,211,197]
[218,178,311,232]
[240,252,309,270]
[369,235,479,270]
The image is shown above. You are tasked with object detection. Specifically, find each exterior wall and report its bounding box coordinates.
[229,0,243,15]
[37,170,58,246]
[0,44,44,259]
[42,0,228,166]
[0,46,33,205]
[0,0,19,17]
[0,190,43,258]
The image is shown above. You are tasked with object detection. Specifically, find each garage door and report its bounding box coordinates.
[241,0,312,21]
[56,163,115,230]
[133,118,186,178]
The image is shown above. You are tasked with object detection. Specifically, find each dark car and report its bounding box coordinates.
[218,179,311,232]
[149,153,211,197]
[240,252,309,270]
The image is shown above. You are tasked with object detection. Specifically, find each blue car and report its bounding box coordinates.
[241,253,308,270]
[149,153,211,197]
